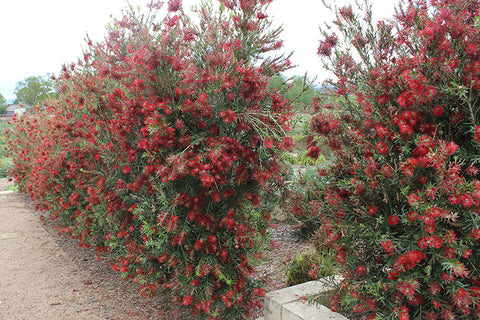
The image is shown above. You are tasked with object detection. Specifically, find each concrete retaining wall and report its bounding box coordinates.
[262,276,348,320]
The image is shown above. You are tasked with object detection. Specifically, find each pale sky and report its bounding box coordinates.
[0,0,395,100]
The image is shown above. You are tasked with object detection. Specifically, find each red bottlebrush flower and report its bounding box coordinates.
[122,165,131,174]
[376,141,389,155]
[376,94,390,104]
[367,205,378,215]
[381,240,395,254]
[388,215,399,226]
[218,249,228,261]
[395,251,425,271]
[264,137,274,148]
[408,192,421,206]
[190,279,199,287]
[466,43,477,55]
[463,249,472,258]
[317,34,338,57]
[227,92,235,101]
[451,261,470,278]
[256,11,267,19]
[445,141,458,155]
[222,290,234,307]
[158,253,169,263]
[387,270,399,280]
[452,288,471,308]
[170,258,178,267]
[167,0,182,12]
[375,126,389,138]
[406,211,419,222]
[397,91,415,108]
[194,239,205,250]
[397,280,420,298]
[429,282,441,296]
[253,288,266,297]
[356,265,367,275]
[466,165,479,176]
[339,5,354,21]
[461,194,474,208]
[207,235,217,243]
[219,109,237,124]
[432,106,444,117]
[175,119,185,130]
[210,190,221,203]
[417,235,443,249]
[418,175,427,185]
[182,295,194,305]
[425,186,437,199]
[444,247,455,259]
[201,174,215,188]
[474,126,480,142]
[306,146,321,160]
[381,165,392,178]
[393,305,409,320]
[133,78,144,88]
[222,216,235,229]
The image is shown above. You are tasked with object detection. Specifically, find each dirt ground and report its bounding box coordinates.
[0,178,309,320]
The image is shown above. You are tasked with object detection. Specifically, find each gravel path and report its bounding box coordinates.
[0,178,309,320]
[0,190,105,319]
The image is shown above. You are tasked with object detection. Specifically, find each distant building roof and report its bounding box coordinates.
[5,105,26,116]
[6,105,17,114]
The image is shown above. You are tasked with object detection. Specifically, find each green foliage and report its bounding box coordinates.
[269,74,321,111]
[0,93,7,115]
[0,122,11,178]
[285,165,330,238]
[0,158,12,178]
[282,151,326,166]
[286,251,317,286]
[4,184,18,192]
[286,227,339,286]
[14,74,56,107]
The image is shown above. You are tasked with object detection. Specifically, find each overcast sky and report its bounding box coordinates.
[0,0,396,100]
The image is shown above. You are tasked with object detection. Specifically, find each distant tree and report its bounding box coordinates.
[269,74,317,110]
[0,93,7,115]
[14,75,56,107]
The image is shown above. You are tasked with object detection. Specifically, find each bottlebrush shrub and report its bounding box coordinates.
[5,0,293,318]
[306,0,480,319]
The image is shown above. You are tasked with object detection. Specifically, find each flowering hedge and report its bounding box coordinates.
[6,0,292,318]
[308,0,480,319]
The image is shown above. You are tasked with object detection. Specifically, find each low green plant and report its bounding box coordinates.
[5,184,18,192]
[282,151,326,166]
[286,251,318,286]
[286,228,339,286]
[0,158,12,178]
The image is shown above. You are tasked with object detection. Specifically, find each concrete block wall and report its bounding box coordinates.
[263,277,348,320]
